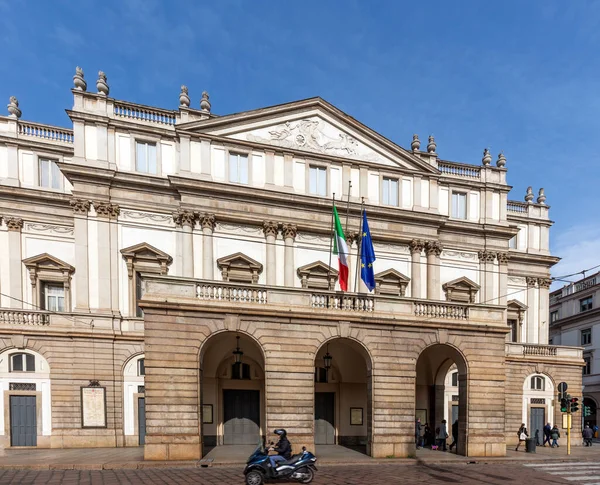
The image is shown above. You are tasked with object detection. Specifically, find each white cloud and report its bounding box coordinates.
[551,224,600,288]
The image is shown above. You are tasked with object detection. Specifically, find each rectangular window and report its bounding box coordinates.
[39,158,62,189]
[135,272,144,318]
[550,311,558,323]
[451,372,458,387]
[580,296,593,312]
[382,177,399,206]
[451,192,467,219]
[509,236,517,249]
[581,328,592,346]
[229,153,249,184]
[309,166,327,196]
[138,359,145,376]
[584,356,592,376]
[135,141,157,174]
[10,353,35,372]
[42,283,65,312]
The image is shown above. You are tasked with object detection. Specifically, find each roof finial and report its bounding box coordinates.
[73,67,87,91]
[179,85,190,107]
[496,151,506,168]
[7,96,21,118]
[427,135,436,153]
[537,188,546,205]
[482,148,492,166]
[96,71,109,96]
[411,134,420,152]
[524,186,534,204]
[200,91,211,113]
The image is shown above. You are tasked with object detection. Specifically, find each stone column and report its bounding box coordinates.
[425,241,442,300]
[71,199,91,312]
[526,277,538,343]
[477,250,496,304]
[93,202,119,313]
[282,224,297,287]
[200,214,215,280]
[409,239,424,298]
[6,217,23,308]
[497,252,509,306]
[262,221,279,285]
[538,278,551,344]
[174,210,197,278]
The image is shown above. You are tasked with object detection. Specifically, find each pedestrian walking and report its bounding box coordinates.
[543,422,552,447]
[449,419,459,451]
[583,425,593,447]
[515,423,528,451]
[436,420,448,451]
[415,418,422,449]
[551,425,560,447]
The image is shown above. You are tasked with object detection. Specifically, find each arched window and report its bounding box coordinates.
[10,353,35,372]
[531,376,545,391]
[232,362,250,380]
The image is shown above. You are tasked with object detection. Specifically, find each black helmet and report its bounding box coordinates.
[274,429,287,438]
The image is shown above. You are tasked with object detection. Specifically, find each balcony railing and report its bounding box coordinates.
[507,200,528,214]
[414,302,468,320]
[113,101,177,126]
[197,283,268,304]
[311,293,375,312]
[438,161,481,179]
[505,343,583,360]
[18,121,74,144]
[0,310,50,325]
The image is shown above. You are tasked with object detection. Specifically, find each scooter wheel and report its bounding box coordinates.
[293,467,314,484]
[245,470,264,485]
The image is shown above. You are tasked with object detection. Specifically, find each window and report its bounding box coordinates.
[382,177,399,206]
[451,192,467,219]
[135,141,157,174]
[229,153,249,184]
[137,358,145,376]
[509,236,517,249]
[231,362,250,380]
[583,356,592,376]
[39,158,62,189]
[581,328,592,346]
[10,353,35,372]
[548,338,553,345]
[315,367,328,383]
[135,272,143,318]
[580,296,593,312]
[451,371,458,387]
[42,283,65,312]
[550,311,558,323]
[309,166,327,196]
[530,375,545,391]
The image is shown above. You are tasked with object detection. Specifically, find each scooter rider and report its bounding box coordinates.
[269,429,292,468]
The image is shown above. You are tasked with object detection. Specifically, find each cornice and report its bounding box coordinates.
[0,185,72,210]
[550,307,600,330]
[508,251,560,268]
[0,134,74,155]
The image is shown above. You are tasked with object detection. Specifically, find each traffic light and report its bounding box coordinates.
[584,405,592,417]
[560,398,569,413]
[570,397,579,413]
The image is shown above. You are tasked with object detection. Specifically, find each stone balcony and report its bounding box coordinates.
[141,275,507,329]
[505,342,583,364]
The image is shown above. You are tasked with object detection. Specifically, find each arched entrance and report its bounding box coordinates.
[200,332,265,454]
[584,397,597,430]
[415,344,468,455]
[523,373,555,443]
[314,338,373,456]
[123,354,145,446]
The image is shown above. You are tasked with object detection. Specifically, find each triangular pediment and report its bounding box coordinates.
[374,268,410,283]
[297,260,338,277]
[23,253,74,273]
[507,299,528,310]
[442,276,480,291]
[121,242,173,265]
[178,98,438,174]
[217,252,263,272]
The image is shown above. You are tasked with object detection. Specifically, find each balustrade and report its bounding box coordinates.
[414,302,468,319]
[437,161,480,179]
[18,121,74,143]
[113,102,177,126]
[0,310,50,325]
[311,293,375,312]
[507,200,528,214]
[197,283,268,304]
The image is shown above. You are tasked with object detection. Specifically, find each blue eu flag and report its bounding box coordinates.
[360,210,376,291]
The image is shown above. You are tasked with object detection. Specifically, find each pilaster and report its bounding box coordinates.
[425,241,442,300]
[262,221,279,285]
[409,239,425,298]
[93,201,119,314]
[200,214,215,280]
[478,250,497,304]
[4,143,20,187]
[173,210,197,278]
[282,223,297,287]
[497,252,509,306]
[526,277,539,343]
[538,278,551,344]
[71,199,91,312]
[5,217,23,308]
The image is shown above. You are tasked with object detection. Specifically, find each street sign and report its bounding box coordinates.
[558,382,568,394]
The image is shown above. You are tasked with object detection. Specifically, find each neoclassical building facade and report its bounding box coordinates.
[0,68,583,458]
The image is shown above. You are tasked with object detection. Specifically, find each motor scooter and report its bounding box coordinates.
[243,438,317,485]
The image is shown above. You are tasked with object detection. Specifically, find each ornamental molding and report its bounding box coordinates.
[282,223,298,240]
[262,221,279,238]
[25,223,74,236]
[538,278,552,289]
[172,210,197,228]
[409,239,425,255]
[425,240,443,257]
[70,199,91,215]
[200,213,216,231]
[296,233,332,244]
[526,276,538,288]
[441,250,477,261]
[497,252,510,265]
[508,276,527,285]
[216,222,262,235]
[477,250,496,263]
[5,217,23,231]
[377,243,410,254]
[121,210,174,225]
[93,201,120,218]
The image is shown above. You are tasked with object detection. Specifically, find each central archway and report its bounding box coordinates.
[415,344,468,455]
[314,337,373,456]
[200,332,265,454]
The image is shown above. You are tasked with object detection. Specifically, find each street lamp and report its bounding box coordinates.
[233,336,243,364]
[323,344,332,371]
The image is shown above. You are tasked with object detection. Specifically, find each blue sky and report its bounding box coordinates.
[0,0,598,283]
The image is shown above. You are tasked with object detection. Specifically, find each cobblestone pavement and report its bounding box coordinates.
[0,463,570,485]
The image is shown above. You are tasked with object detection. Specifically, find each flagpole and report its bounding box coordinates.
[344,181,352,290]
[327,193,335,291]
[354,197,364,293]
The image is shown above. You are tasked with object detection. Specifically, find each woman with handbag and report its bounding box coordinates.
[515,423,528,451]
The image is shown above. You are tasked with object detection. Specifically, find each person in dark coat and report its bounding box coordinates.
[583,425,593,446]
[415,418,422,449]
[269,429,292,468]
[423,423,433,447]
[515,423,528,451]
[543,422,552,447]
[449,420,459,451]
[551,425,560,447]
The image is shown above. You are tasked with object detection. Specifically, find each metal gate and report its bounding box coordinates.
[138,397,146,446]
[223,390,260,445]
[530,407,545,445]
[10,395,37,446]
[315,392,335,445]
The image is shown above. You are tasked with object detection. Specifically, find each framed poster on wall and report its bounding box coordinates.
[416,409,427,424]
[350,407,363,426]
[81,386,107,428]
[202,404,213,424]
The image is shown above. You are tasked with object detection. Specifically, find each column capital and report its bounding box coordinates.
[173,209,197,228]
[262,220,279,238]
[538,278,552,289]
[5,217,23,231]
[70,198,91,215]
[345,231,359,246]
[496,252,510,265]
[409,239,425,254]
[477,250,496,263]
[281,223,297,240]
[425,240,442,256]
[200,213,216,231]
[526,276,538,288]
[93,201,120,219]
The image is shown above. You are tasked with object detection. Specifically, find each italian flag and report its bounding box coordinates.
[332,206,349,291]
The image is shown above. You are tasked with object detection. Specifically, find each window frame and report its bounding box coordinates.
[530,375,545,391]
[583,356,592,376]
[451,191,468,220]
[451,371,458,387]
[581,328,592,346]
[228,152,250,185]
[137,358,145,376]
[580,296,593,312]
[509,235,517,249]
[308,164,328,196]
[42,282,65,312]
[381,176,399,207]
[550,311,559,323]
[135,139,159,175]
[38,157,63,190]
[9,352,35,373]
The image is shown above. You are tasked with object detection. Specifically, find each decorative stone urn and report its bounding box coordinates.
[200,91,211,112]
[73,66,87,91]
[537,188,546,205]
[427,135,436,153]
[411,134,420,151]
[524,186,534,203]
[7,96,21,118]
[179,85,190,107]
[482,148,492,166]
[96,71,109,96]
[496,152,506,168]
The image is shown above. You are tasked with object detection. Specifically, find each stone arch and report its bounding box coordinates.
[199,327,267,369]
[122,352,145,444]
[314,333,374,373]
[522,369,556,439]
